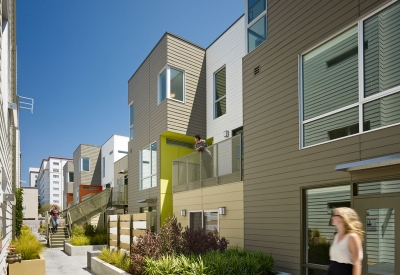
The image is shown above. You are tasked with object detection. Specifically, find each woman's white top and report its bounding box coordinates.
[329,233,363,264]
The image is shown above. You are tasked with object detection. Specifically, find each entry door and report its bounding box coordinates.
[354,194,400,275]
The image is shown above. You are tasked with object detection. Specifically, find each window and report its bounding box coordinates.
[303,185,350,271]
[102,157,105,178]
[118,150,128,154]
[68,172,74,182]
[81,157,90,171]
[140,142,157,190]
[53,200,59,204]
[130,104,134,140]
[53,181,59,184]
[53,194,59,197]
[300,2,400,148]
[53,188,59,191]
[53,162,59,165]
[53,168,59,172]
[53,175,59,178]
[246,0,267,52]
[189,211,219,232]
[214,67,226,118]
[158,66,185,104]
[76,187,79,203]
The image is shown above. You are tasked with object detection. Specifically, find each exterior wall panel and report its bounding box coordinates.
[206,16,245,143]
[242,1,397,274]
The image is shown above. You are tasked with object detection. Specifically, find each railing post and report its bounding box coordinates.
[117,214,121,249]
[130,214,133,252]
[186,156,189,191]
[200,149,202,188]
[215,143,218,186]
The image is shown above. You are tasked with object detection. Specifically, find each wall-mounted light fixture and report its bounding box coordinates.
[223,130,230,138]
[3,193,16,206]
[218,207,226,215]
[180,209,186,217]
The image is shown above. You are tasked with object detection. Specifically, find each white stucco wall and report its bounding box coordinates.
[101,135,128,189]
[206,16,246,143]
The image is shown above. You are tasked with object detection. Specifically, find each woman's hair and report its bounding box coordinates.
[334,207,364,241]
[194,134,201,140]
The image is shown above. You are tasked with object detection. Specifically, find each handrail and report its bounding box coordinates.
[172,135,242,192]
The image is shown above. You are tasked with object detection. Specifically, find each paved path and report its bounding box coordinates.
[44,248,94,275]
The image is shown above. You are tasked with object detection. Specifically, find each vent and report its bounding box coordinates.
[254,65,260,76]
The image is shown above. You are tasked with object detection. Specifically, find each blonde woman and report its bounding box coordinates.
[329,207,364,275]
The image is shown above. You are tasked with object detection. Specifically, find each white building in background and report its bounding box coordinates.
[101,135,129,189]
[29,167,39,187]
[38,157,72,208]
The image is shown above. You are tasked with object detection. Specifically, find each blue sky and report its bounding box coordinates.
[18,1,244,185]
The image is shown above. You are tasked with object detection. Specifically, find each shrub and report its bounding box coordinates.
[159,216,184,255]
[15,188,24,237]
[72,225,85,237]
[12,230,44,260]
[181,228,229,255]
[130,229,162,275]
[144,254,207,275]
[98,247,131,272]
[308,241,330,265]
[90,233,107,245]
[70,235,90,246]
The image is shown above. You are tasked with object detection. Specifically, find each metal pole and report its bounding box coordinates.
[186,156,189,191]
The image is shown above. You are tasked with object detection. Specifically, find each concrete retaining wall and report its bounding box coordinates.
[64,243,106,256]
[90,257,130,275]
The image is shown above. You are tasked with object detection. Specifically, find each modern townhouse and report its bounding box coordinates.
[241,0,400,274]
[128,32,207,230]
[29,167,39,187]
[73,144,102,204]
[0,0,17,272]
[101,134,129,189]
[37,157,71,209]
[172,15,247,247]
[63,161,74,209]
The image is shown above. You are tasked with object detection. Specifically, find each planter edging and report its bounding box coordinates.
[91,256,130,275]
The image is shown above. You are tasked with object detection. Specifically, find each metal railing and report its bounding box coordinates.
[172,135,242,193]
[60,187,112,228]
[111,184,128,206]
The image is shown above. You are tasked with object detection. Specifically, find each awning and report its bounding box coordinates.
[137,198,157,203]
[335,154,400,172]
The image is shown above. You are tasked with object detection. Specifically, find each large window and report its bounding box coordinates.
[158,66,185,104]
[246,0,267,52]
[214,67,226,118]
[130,103,134,140]
[68,172,74,182]
[303,185,350,272]
[81,157,90,171]
[140,142,157,190]
[300,2,400,148]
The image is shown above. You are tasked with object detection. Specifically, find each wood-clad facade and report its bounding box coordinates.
[127,33,206,229]
[242,0,400,274]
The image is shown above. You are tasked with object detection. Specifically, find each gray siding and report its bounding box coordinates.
[73,144,101,201]
[241,1,400,274]
[127,33,206,229]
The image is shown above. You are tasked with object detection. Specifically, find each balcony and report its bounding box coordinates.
[172,135,242,193]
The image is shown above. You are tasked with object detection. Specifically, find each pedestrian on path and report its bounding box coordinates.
[50,205,59,233]
[328,207,363,275]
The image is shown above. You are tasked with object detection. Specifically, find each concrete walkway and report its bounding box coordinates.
[44,248,94,275]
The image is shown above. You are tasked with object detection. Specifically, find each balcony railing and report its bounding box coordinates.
[172,135,242,193]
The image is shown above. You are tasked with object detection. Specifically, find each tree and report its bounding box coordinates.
[38,203,60,216]
[15,188,23,237]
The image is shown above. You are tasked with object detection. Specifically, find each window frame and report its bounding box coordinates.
[158,66,186,105]
[188,210,220,232]
[129,103,134,140]
[213,65,227,119]
[245,0,267,53]
[299,1,400,149]
[80,157,90,172]
[139,141,157,190]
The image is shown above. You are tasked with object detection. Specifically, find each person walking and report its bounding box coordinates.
[194,134,212,178]
[329,207,364,275]
[50,205,59,233]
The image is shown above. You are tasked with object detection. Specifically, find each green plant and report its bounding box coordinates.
[98,248,131,272]
[72,225,85,237]
[15,188,24,237]
[308,241,331,265]
[11,229,44,260]
[90,233,107,245]
[181,228,229,255]
[70,235,90,246]
[312,229,321,238]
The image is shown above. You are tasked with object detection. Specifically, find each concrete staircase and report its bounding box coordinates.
[49,227,69,248]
